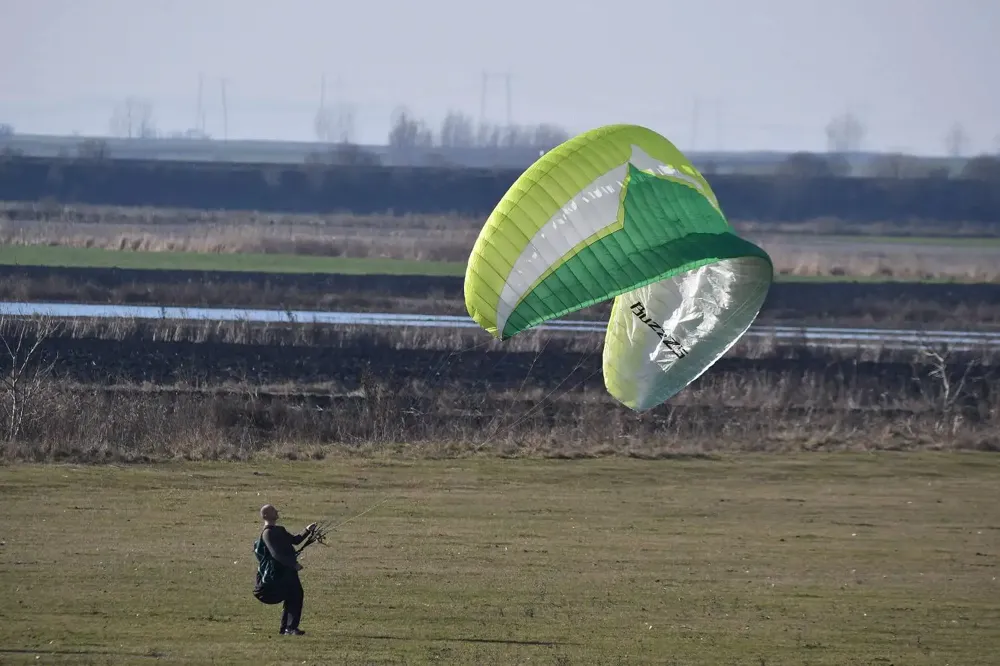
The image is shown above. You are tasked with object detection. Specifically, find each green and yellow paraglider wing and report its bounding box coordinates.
[463,124,773,411]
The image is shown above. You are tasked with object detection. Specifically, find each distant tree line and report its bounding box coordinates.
[775,150,1000,181]
[0,153,998,224]
[387,108,569,150]
[298,108,571,168]
[6,102,1000,178]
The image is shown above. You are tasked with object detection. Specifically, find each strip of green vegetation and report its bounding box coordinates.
[1,453,997,665]
[0,244,978,284]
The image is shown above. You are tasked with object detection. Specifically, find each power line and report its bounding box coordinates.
[220,78,229,141]
[196,73,205,133]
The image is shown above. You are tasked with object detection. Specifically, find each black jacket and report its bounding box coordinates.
[261,525,309,572]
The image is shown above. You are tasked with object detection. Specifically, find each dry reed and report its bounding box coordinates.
[0,314,996,462]
[2,363,995,463]
[3,202,999,282]
[6,201,1000,237]
[3,313,997,361]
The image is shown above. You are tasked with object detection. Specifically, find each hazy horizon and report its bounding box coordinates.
[2,0,998,156]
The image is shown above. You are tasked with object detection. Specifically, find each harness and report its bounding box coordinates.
[252,525,284,604]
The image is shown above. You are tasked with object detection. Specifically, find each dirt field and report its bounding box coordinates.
[1,455,998,664]
[3,264,1000,330]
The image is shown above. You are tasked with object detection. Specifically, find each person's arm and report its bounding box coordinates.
[289,523,318,545]
[262,528,300,570]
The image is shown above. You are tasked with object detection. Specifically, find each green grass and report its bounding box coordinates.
[0,244,972,284]
[1,453,998,664]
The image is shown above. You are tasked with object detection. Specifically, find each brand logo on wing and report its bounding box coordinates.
[629,302,688,359]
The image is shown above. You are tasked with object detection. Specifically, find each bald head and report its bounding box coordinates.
[260,504,278,523]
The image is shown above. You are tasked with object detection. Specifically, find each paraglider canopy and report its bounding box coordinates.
[464,124,772,412]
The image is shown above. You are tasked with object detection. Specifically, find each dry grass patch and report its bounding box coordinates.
[768,245,1000,283]
[3,202,1000,282]
[1,359,997,463]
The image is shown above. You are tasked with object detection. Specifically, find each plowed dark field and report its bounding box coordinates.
[3,264,1000,328]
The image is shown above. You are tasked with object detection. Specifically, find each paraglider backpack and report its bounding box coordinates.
[252,526,284,604]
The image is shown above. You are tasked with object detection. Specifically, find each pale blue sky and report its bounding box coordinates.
[2,0,997,155]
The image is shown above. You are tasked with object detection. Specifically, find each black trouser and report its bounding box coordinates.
[277,571,304,632]
[256,570,304,632]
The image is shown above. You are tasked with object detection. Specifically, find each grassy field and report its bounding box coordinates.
[1,454,998,664]
[3,203,1000,283]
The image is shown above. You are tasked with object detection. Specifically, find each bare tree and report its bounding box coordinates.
[945,122,969,158]
[0,124,13,138]
[315,102,356,144]
[913,337,980,417]
[500,124,529,148]
[387,107,433,149]
[110,97,157,139]
[315,109,334,142]
[475,121,570,151]
[529,124,570,153]
[388,104,568,156]
[476,121,502,148]
[0,316,60,445]
[439,111,476,148]
[825,112,865,153]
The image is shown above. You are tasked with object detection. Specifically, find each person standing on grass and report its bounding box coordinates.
[253,504,317,636]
